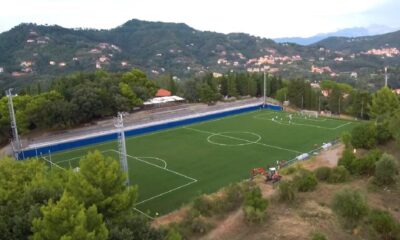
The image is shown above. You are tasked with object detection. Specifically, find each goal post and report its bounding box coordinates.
[300,110,319,118]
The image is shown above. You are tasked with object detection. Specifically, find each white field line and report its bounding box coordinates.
[40,156,66,171]
[107,150,198,206]
[254,112,328,122]
[271,119,352,130]
[183,127,302,154]
[136,157,167,169]
[254,113,352,130]
[135,180,197,206]
[133,208,154,220]
[51,149,115,165]
[333,122,352,129]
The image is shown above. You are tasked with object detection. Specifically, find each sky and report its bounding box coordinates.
[1,0,400,38]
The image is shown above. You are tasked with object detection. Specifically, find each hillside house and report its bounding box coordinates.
[155,89,171,97]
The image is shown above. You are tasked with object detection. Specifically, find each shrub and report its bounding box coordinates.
[243,206,267,224]
[351,149,382,176]
[368,209,400,240]
[351,123,377,149]
[165,227,183,240]
[376,122,393,144]
[278,180,297,202]
[311,232,328,240]
[314,167,332,181]
[341,131,352,148]
[280,164,302,175]
[293,169,318,192]
[338,148,357,173]
[243,187,268,224]
[374,153,398,186]
[180,209,212,236]
[331,188,368,227]
[220,183,245,212]
[192,195,214,217]
[327,166,349,183]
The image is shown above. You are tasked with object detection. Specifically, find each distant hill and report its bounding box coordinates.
[0,19,400,91]
[313,30,400,53]
[274,26,397,45]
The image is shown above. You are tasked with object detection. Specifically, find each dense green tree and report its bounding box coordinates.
[67,151,138,221]
[182,80,199,102]
[0,158,66,240]
[369,87,400,120]
[328,85,342,114]
[227,77,238,97]
[348,90,372,119]
[287,79,307,108]
[275,87,288,102]
[350,123,377,149]
[108,214,165,240]
[197,83,219,104]
[31,191,108,240]
[389,111,400,144]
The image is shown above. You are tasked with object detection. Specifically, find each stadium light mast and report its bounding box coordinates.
[115,112,129,185]
[6,89,21,160]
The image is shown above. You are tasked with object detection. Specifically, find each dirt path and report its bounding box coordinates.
[151,207,189,228]
[196,144,346,240]
[300,144,344,170]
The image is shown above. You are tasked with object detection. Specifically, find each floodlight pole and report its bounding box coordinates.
[263,70,266,108]
[6,89,21,160]
[115,112,129,185]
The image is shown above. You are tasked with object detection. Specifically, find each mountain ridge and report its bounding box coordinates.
[1,19,400,91]
[274,25,398,45]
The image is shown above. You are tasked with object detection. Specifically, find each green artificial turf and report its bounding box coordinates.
[40,110,357,217]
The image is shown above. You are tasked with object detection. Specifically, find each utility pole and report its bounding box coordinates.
[301,95,304,110]
[115,112,129,186]
[6,89,21,160]
[338,97,341,116]
[263,70,266,108]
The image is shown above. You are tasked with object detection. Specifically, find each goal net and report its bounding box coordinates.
[300,110,318,118]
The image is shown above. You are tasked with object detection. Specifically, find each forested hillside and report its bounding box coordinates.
[1,19,400,92]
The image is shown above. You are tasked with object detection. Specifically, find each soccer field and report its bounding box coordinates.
[39,109,357,218]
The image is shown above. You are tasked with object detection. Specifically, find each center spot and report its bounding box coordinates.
[207,131,262,146]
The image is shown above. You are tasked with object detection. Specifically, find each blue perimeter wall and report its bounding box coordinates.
[19,104,282,159]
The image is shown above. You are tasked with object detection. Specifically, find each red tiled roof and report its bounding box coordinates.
[155,88,171,97]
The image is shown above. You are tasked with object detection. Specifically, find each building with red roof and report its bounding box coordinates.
[156,88,171,97]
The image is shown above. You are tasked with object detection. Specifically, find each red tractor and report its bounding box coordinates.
[251,167,281,183]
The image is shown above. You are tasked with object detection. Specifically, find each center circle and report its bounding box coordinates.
[207,131,262,146]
